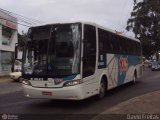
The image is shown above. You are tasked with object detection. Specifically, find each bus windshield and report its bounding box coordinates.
[23,23,81,77]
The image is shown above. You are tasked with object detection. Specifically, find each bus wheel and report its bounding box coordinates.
[18,76,22,82]
[133,72,137,84]
[98,79,106,99]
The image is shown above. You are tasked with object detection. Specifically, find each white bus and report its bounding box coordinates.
[21,22,143,100]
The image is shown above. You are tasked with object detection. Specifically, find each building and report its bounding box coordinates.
[0,10,18,76]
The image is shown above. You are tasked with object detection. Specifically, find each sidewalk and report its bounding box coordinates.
[93,90,160,120]
[0,76,13,83]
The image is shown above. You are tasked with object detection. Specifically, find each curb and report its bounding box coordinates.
[0,77,13,84]
[105,90,160,114]
[92,90,160,120]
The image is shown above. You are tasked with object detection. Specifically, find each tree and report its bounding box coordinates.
[126,0,160,59]
[17,32,27,55]
[18,31,27,50]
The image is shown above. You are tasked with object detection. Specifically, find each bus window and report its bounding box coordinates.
[115,36,121,54]
[126,39,131,54]
[133,41,137,55]
[110,33,118,54]
[83,25,96,78]
[106,34,112,53]
[98,28,108,53]
[119,37,124,54]
[123,38,128,54]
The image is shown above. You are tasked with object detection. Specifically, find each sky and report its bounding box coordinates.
[0,0,134,37]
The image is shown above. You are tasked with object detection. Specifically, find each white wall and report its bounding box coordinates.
[0,11,18,76]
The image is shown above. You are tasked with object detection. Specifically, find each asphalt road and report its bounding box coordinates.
[0,68,160,119]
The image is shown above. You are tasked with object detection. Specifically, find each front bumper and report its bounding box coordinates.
[22,84,85,100]
[10,75,18,80]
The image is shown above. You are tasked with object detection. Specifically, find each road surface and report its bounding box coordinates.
[0,68,160,119]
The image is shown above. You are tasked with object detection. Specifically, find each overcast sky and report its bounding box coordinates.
[0,0,134,36]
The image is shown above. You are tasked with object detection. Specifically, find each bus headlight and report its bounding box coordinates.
[63,79,81,87]
[22,80,32,86]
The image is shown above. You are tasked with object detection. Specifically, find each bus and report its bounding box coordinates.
[20,22,143,100]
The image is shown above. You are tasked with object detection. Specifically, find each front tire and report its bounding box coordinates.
[97,79,106,99]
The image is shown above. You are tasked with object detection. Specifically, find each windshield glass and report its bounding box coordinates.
[23,23,81,77]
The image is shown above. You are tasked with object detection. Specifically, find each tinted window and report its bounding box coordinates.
[83,25,96,78]
[98,28,141,55]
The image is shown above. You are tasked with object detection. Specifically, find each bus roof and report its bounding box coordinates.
[30,21,140,43]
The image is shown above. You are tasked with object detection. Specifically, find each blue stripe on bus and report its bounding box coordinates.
[115,54,140,86]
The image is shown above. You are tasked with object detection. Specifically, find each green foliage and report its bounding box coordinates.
[126,0,160,58]
[18,32,27,51]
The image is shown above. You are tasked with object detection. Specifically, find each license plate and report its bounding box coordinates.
[42,91,52,96]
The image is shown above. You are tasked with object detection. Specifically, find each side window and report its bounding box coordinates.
[126,39,130,54]
[131,41,134,54]
[127,40,132,54]
[110,33,117,53]
[107,34,112,53]
[123,38,128,54]
[109,34,114,53]
[98,29,103,53]
[133,41,137,55]
[83,25,96,78]
[115,36,120,54]
[119,37,125,54]
[137,42,141,55]
[98,28,108,53]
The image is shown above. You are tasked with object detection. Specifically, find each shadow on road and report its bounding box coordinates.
[28,81,139,109]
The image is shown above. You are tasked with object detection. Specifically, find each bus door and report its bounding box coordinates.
[82,24,97,97]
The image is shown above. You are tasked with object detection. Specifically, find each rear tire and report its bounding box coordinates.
[18,76,22,82]
[133,72,137,84]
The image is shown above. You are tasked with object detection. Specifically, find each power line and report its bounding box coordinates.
[0,8,44,27]
[0,8,43,24]
[0,17,31,27]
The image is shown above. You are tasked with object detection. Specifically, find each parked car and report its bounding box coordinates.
[151,62,160,71]
[10,72,22,82]
[10,60,22,82]
[148,60,153,68]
